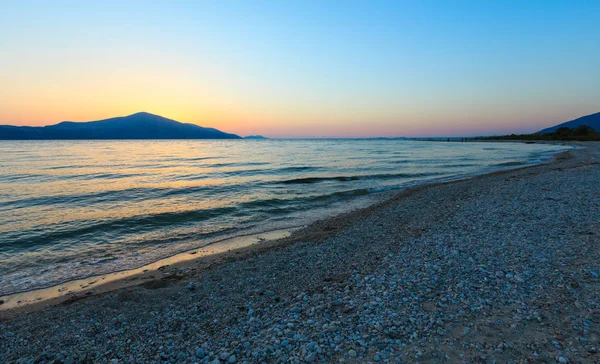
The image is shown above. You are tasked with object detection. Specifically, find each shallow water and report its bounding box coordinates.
[0,140,568,295]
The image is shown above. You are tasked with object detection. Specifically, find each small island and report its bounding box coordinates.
[244,135,269,140]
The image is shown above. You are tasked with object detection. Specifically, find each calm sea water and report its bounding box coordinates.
[0,140,568,295]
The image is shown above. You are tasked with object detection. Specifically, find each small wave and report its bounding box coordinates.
[238,189,371,212]
[280,176,360,184]
[0,173,46,182]
[439,163,476,168]
[325,189,370,199]
[208,162,269,168]
[276,166,321,172]
[240,198,290,208]
[494,161,526,167]
[76,172,147,180]
[0,186,168,209]
[4,206,238,252]
[278,171,443,185]
[1,171,147,183]
[183,156,222,161]
[44,165,88,170]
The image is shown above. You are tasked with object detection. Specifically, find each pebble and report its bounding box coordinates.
[1,145,599,364]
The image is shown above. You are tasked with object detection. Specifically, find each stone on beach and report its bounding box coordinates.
[1,143,599,363]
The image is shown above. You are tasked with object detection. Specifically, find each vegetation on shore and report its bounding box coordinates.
[479,125,600,141]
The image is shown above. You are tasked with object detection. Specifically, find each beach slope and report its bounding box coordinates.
[1,143,599,363]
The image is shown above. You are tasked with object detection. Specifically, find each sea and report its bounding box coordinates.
[0,139,569,296]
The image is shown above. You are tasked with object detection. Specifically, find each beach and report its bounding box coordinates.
[1,142,599,362]
[0,139,563,298]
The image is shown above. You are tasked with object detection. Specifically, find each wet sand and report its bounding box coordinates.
[0,229,294,312]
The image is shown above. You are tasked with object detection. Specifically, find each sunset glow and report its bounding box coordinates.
[1,1,599,137]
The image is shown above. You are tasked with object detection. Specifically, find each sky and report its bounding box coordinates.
[0,1,599,137]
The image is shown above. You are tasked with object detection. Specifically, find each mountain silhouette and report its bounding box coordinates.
[539,111,600,134]
[244,135,269,139]
[0,112,241,140]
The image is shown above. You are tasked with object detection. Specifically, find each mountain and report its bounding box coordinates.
[0,112,241,140]
[539,111,600,134]
[244,135,269,139]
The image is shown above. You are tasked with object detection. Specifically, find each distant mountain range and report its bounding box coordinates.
[3,110,599,140]
[539,111,600,134]
[0,112,241,140]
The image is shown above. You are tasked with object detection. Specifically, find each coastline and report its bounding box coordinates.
[0,229,295,312]
[0,142,569,313]
[1,142,599,362]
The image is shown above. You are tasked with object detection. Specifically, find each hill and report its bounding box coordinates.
[539,111,600,134]
[0,112,241,140]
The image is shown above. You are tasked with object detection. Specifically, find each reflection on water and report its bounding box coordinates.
[0,229,292,311]
[0,139,568,295]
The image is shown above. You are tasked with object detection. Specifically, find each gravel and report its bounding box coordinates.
[1,142,599,363]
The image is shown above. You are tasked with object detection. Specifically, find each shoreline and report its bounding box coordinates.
[0,143,572,315]
[2,142,598,362]
[0,229,295,312]
[0,140,567,308]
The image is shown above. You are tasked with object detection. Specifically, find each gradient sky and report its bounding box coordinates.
[1,1,599,137]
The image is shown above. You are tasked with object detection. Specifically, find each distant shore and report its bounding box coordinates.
[1,142,599,363]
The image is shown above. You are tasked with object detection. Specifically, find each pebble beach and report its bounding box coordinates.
[1,142,599,363]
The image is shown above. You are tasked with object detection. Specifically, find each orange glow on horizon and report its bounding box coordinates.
[1,2,599,138]
[1,105,588,138]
